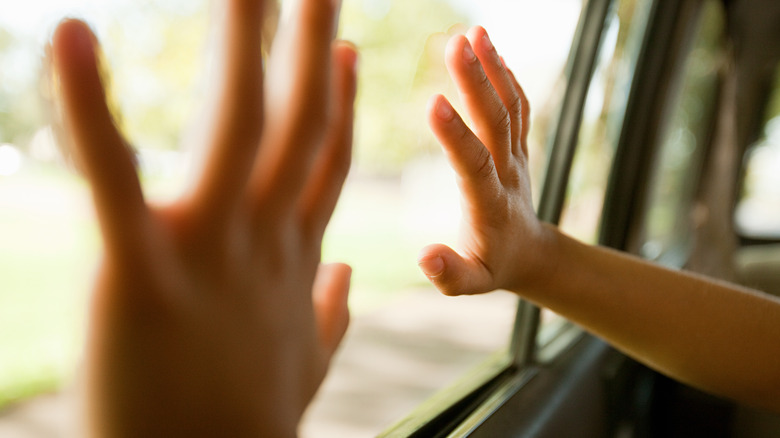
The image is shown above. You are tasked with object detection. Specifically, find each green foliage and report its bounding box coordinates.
[763,68,780,126]
[0,26,43,147]
[340,0,466,174]
[101,1,210,150]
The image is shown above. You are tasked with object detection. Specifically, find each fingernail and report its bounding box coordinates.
[462,41,477,63]
[481,32,493,51]
[418,255,445,278]
[435,98,454,121]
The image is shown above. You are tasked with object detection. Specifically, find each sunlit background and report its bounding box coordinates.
[4,0,780,436]
[0,0,582,436]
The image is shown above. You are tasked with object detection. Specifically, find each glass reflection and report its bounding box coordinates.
[559,0,652,244]
[641,1,724,262]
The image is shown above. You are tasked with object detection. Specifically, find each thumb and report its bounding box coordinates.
[313,263,352,357]
[418,244,495,296]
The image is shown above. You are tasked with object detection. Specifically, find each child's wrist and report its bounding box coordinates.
[507,222,562,294]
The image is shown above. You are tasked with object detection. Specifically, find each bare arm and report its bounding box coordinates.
[419,25,780,413]
[532,230,780,412]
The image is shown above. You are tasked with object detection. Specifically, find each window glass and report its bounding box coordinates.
[539,0,651,352]
[0,1,581,436]
[640,0,725,264]
[736,67,780,239]
[558,0,652,244]
[310,1,582,434]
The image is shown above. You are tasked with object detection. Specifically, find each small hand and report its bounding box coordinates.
[419,26,550,296]
[51,0,357,435]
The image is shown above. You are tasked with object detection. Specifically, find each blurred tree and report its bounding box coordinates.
[763,68,780,124]
[0,27,12,143]
[0,0,465,175]
[340,0,466,175]
[102,1,209,151]
[0,26,41,148]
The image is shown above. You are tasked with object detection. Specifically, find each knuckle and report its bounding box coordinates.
[434,272,466,297]
[507,93,523,119]
[476,71,493,92]
[492,106,512,137]
[476,78,511,137]
[455,122,473,144]
[473,147,496,181]
[503,160,523,187]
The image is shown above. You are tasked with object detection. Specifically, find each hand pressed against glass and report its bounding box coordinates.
[51,0,357,436]
[422,26,780,415]
[420,26,553,296]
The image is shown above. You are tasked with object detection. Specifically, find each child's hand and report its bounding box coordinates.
[419,26,553,296]
[51,0,356,435]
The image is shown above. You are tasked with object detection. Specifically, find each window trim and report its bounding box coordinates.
[600,0,707,252]
[511,0,616,368]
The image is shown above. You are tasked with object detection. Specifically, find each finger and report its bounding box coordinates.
[313,263,351,357]
[52,20,148,260]
[501,57,531,157]
[251,0,340,210]
[298,42,358,237]
[193,0,266,217]
[418,244,494,296]
[466,26,527,159]
[427,94,502,206]
[445,34,513,178]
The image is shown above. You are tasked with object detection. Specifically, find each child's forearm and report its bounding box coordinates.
[520,224,780,412]
[421,25,780,413]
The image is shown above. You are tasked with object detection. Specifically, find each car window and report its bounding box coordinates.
[558,0,652,244]
[0,1,581,436]
[538,0,652,353]
[297,1,582,434]
[639,0,725,266]
[736,67,780,239]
